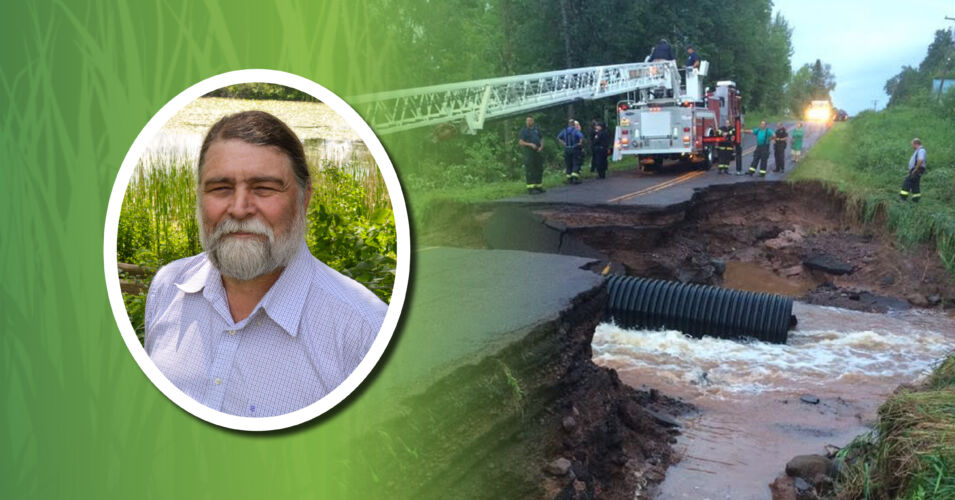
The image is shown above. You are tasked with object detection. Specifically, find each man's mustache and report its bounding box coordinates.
[212,217,274,242]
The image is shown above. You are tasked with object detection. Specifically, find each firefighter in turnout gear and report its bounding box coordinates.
[715,119,735,174]
[900,138,927,202]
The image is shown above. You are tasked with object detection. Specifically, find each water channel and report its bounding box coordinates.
[593,302,955,499]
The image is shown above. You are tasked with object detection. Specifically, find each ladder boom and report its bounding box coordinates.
[350,61,682,134]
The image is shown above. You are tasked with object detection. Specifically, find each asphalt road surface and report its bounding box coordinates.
[505,122,829,207]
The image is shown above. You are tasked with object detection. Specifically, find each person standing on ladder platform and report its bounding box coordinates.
[900,138,927,202]
[518,115,545,194]
[773,123,788,173]
[716,119,735,174]
[748,121,773,176]
[557,119,585,184]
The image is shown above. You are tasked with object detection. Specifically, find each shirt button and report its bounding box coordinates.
[228,330,236,336]
[214,377,222,385]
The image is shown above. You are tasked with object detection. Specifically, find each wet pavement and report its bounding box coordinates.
[500,122,827,207]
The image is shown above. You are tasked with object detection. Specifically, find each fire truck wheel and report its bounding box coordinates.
[702,146,715,171]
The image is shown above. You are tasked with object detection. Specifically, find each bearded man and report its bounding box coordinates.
[145,110,386,418]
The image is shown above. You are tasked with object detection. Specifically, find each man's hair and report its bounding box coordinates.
[913,138,922,145]
[198,110,310,191]
[568,119,575,125]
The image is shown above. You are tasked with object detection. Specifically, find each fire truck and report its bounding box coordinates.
[612,61,743,171]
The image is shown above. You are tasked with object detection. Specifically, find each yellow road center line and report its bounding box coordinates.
[608,170,704,203]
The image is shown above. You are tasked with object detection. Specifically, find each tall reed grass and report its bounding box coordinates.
[118,149,397,340]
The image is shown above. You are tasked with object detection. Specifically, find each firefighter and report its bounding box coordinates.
[748,121,773,176]
[716,119,735,174]
[686,46,700,70]
[518,115,545,194]
[590,121,611,179]
[772,123,788,173]
[648,38,674,62]
[900,138,927,202]
[557,119,585,184]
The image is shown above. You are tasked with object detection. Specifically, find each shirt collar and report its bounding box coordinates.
[173,242,312,337]
[259,241,312,338]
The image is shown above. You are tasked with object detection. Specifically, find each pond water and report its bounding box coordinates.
[143,97,372,168]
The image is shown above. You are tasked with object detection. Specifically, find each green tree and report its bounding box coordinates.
[885,29,954,106]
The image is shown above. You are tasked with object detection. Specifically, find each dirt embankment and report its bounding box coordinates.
[466,181,955,312]
[349,284,691,499]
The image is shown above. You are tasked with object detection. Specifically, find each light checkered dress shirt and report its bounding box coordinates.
[145,242,386,417]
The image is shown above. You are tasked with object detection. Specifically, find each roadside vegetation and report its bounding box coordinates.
[830,355,955,499]
[790,29,955,276]
[119,153,396,342]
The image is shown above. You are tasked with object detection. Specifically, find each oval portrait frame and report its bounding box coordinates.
[103,69,410,432]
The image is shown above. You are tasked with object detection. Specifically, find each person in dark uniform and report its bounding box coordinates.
[685,46,700,70]
[557,119,585,184]
[716,119,735,174]
[772,123,788,173]
[518,115,545,194]
[590,121,611,179]
[648,38,674,62]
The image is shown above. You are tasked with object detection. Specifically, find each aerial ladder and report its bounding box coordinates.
[349,60,686,135]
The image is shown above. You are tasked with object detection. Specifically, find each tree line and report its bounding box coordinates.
[369,0,836,182]
[885,29,955,107]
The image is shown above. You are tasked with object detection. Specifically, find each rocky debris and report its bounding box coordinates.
[907,293,929,307]
[785,454,835,481]
[709,258,726,275]
[545,457,572,476]
[562,416,577,432]
[643,408,680,428]
[793,477,817,499]
[803,282,911,313]
[781,265,804,277]
[764,228,805,250]
[803,253,854,275]
[769,473,797,500]
[800,394,820,405]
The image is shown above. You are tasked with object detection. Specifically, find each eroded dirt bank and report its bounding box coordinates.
[469,181,955,311]
[349,283,691,499]
[408,180,955,498]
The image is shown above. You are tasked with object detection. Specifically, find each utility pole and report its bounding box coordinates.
[872,99,878,111]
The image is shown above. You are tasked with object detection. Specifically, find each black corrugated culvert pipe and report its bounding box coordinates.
[606,275,795,344]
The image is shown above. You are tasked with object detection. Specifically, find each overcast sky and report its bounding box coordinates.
[773,0,955,114]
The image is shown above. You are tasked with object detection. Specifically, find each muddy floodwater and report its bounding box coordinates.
[592,302,955,499]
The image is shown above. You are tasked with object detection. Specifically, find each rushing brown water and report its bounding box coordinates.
[592,302,955,499]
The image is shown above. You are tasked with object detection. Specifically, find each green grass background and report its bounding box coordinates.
[0,2,413,497]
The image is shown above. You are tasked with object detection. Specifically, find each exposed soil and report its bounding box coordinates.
[494,181,955,312]
[409,179,955,499]
[348,282,693,499]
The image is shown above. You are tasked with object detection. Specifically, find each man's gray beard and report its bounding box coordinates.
[198,208,305,281]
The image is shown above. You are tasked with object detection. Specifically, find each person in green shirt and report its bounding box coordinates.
[748,121,773,176]
[790,122,805,163]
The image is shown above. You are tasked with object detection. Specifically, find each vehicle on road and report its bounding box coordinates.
[834,108,848,121]
[806,100,834,123]
[612,62,743,171]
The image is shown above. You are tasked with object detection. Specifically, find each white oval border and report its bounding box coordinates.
[103,69,410,432]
